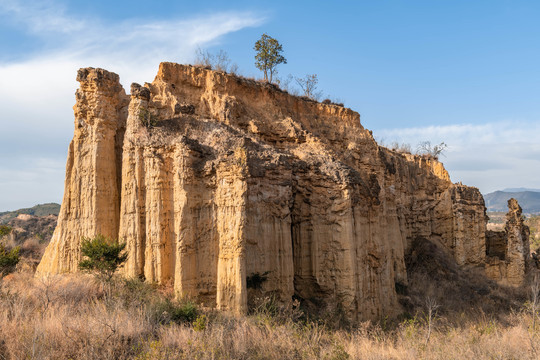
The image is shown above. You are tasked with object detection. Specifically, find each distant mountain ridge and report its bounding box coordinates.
[0,203,61,224]
[484,191,540,213]
[502,188,540,193]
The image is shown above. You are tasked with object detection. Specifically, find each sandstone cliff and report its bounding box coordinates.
[38,69,128,274]
[37,63,527,321]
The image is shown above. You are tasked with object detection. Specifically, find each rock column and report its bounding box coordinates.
[36,68,127,275]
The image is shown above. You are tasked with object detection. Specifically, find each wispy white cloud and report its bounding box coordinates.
[375,121,540,193]
[0,0,264,211]
[0,0,84,33]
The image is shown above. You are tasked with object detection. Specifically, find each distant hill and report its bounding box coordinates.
[0,203,61,224]
[502,188,540,193]
[484,191,540,213]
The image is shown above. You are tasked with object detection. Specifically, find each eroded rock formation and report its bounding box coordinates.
[37,63,529,320]
[485,198,531,286]
[37,68,127,274]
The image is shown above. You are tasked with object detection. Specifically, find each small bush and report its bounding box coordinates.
[322,98,345,107]
[151,298,198,325]
[193,314,208,332]
[138,107,158,128]
[251,295,280,318]
[0,225,12,238]
[0,243,19,276]
[78,235,128,283]
[116,277,156,307]
[390,141,412,154]
[194,48,239,74]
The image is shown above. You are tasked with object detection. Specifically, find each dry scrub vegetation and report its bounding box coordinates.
[0,273,538,359]
[0,237,539,359]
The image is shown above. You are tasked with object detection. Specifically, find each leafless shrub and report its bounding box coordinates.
[0,272,538,359]
[391,141,412,154]
[194,48,239,74]
[423,296,440,346]
[274,74,295,93]
[416,141,448,159]
[295,73,323,100]
[229,62,239,76]
[322,97,344,107]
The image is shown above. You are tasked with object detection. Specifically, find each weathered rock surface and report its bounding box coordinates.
[37,63,529,320]
[485,199,531,286]
[37,68,128,274]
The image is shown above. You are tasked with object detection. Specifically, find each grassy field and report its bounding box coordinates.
[1,232,539,359]
[0,269,538,359]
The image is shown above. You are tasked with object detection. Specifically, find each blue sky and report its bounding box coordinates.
[0,0,539,211]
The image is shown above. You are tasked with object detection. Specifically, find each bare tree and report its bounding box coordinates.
[275,74,295,93]
[194,48,213,68]
[417,141,447,159]
[212,49,232,72]
[296,74,322,100]
[195,48,238,74]
[424,296,440,346]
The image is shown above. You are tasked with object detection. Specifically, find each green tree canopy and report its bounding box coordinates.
[254,33,287,83]
[79,234,128,283]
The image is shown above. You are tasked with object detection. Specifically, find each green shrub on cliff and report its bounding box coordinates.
[138,107,158,128]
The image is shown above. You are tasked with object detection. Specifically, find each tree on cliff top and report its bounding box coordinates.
[254,33,286,83]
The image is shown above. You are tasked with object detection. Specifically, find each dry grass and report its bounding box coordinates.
[0,271,539,359]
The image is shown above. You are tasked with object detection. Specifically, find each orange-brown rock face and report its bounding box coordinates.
[37,63,524,320]
[485,199,531,286]
[37,68,128,275]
